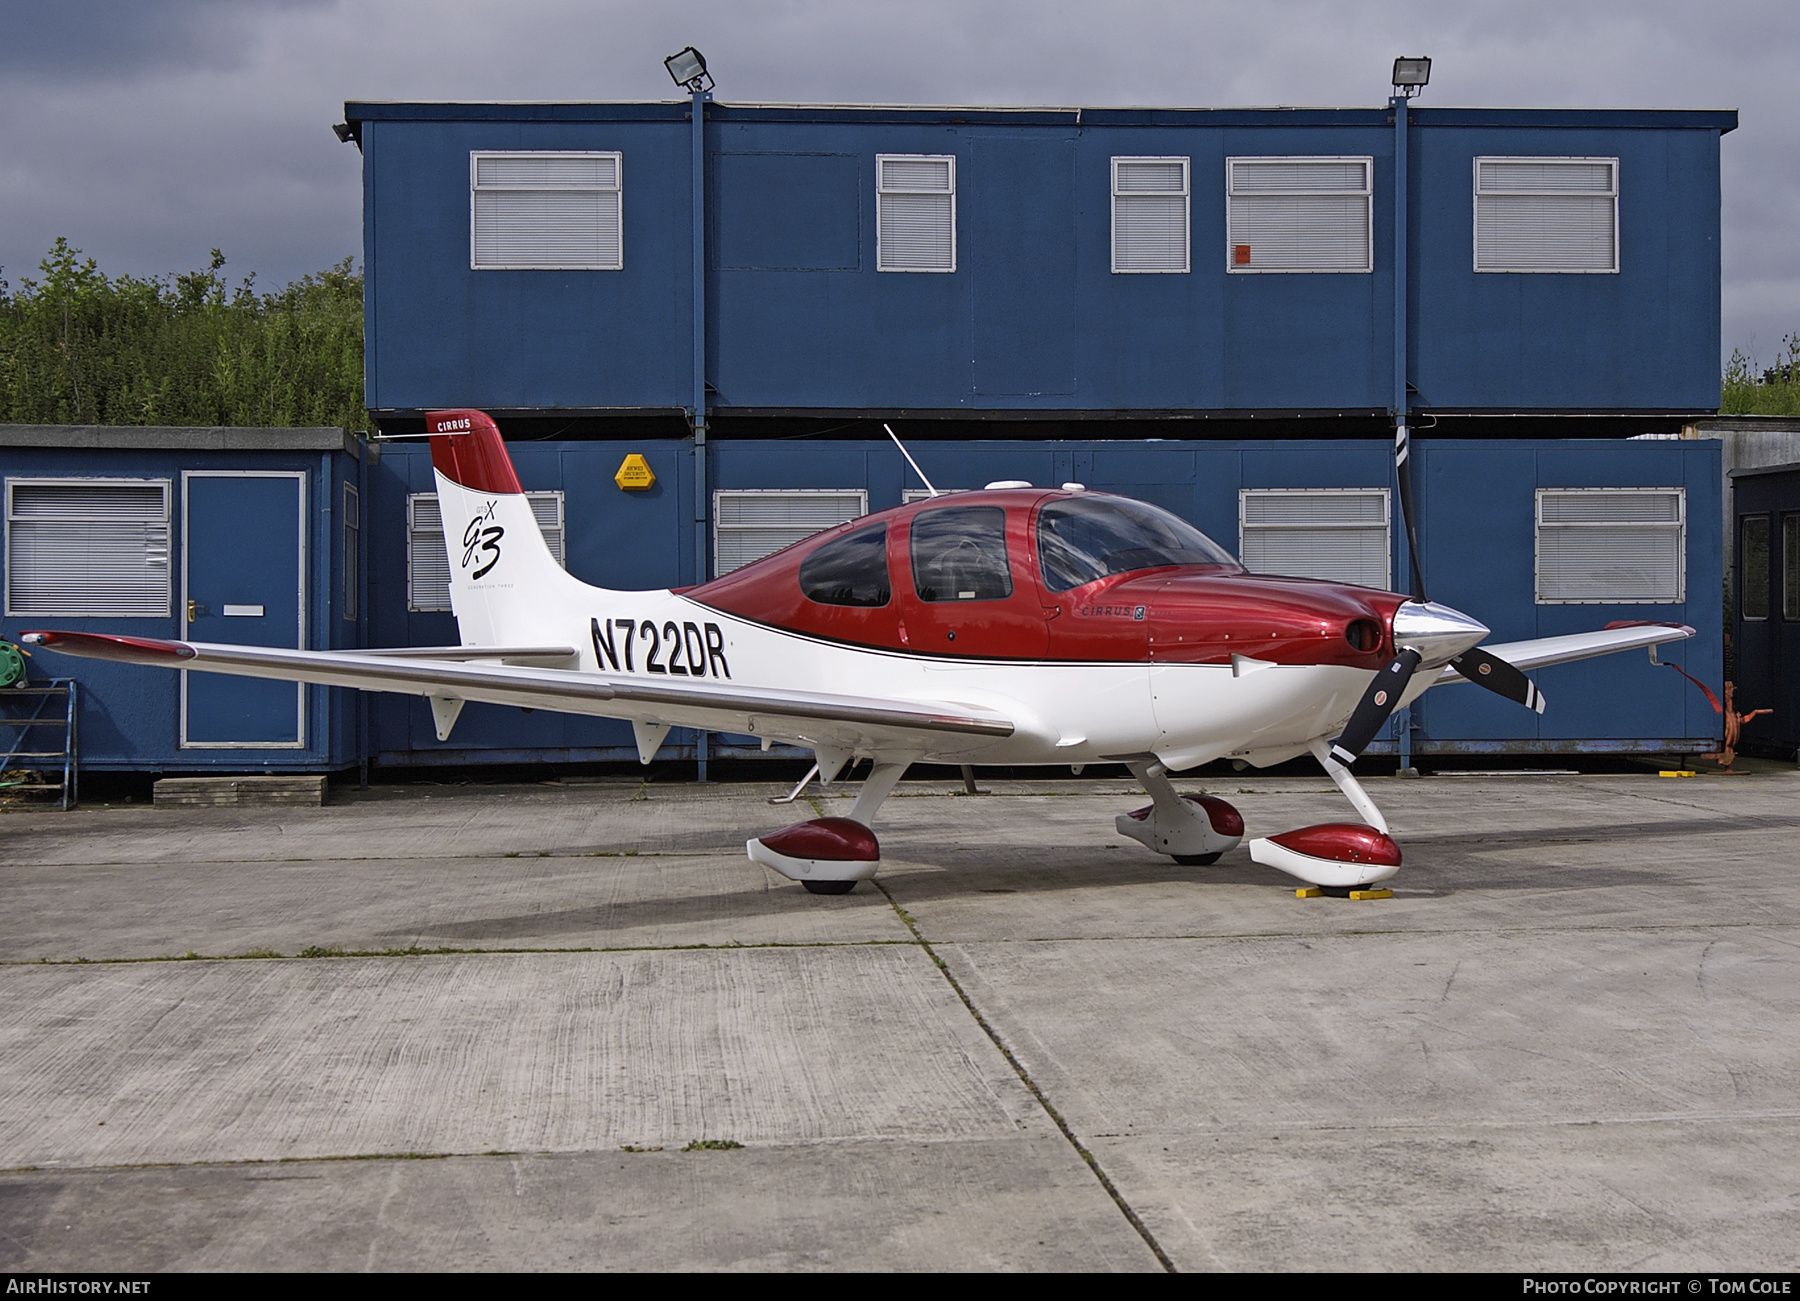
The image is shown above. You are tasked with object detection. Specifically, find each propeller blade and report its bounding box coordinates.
[1394,422,1427,601]
[1328,647,1423,767]
[1449,646,1547,714]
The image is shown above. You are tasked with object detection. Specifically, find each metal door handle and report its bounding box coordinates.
[187,600,206,622]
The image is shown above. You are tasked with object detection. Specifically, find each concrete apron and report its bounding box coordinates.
[2,772,1799,1271]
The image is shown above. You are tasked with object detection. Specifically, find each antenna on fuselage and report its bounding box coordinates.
[884,423,939,498]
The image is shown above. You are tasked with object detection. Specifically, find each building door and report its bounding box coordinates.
[181,472,306,747]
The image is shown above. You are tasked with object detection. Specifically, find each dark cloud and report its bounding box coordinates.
[0,0,330,80]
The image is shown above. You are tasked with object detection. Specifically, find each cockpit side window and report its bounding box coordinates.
[1038,496,1238,592]
[910,506,1013,602]
[799,524,891,607]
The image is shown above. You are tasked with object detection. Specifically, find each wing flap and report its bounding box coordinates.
[21,631,1015,743]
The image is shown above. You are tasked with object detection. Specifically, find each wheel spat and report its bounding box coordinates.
[1328,647,1422,767]
[1449,645,1547,714]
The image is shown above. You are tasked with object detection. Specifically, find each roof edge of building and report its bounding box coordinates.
[0,425,360,455]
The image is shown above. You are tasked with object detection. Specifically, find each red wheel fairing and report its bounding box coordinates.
[1249,822,1402,887]
[747,817,882,884]
[756,817,880,863]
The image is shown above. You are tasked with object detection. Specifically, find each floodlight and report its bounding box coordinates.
[665,46,712,94]
[1391,56,1431,97]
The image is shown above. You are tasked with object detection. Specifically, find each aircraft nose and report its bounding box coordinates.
[1390,600,1489,667]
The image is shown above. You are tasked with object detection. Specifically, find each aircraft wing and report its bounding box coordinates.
[19,631,1017,750]
[1430,621,1697,684]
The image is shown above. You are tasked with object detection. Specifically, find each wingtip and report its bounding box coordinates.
[20,630,196,663]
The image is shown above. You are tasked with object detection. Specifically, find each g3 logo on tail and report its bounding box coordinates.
[462,502,503,580]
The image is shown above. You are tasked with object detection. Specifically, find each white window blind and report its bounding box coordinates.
[714,489,867,575]
[1536,489,1683,603]
[877,155,955,272]
[1239,489,1391,589]
[471,152,622,270]
[408,491,564,612]
[1475,157,1618,273]
[1112,157,1190,273]
[1227,157,1373,272]
[5,478,171,617]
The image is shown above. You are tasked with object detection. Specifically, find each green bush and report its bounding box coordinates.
[1722,335,1800,416]
[0,238,364,432]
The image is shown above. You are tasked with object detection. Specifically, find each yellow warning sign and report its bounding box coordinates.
[614,453,656,491]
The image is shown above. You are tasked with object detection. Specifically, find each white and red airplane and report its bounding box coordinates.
[25,410,1694,895]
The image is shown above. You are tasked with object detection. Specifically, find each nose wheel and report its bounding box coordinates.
[1118,761,1245,864]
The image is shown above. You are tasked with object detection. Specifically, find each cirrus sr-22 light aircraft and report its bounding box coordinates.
[26,410,1694,895]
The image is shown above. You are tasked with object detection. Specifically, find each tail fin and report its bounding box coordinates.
[427,409,597,646]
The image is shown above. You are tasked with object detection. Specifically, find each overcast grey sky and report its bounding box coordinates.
[2,0,1794,366]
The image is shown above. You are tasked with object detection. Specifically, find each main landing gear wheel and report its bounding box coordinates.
[1172,852,1222,866]
[747,818,882,894]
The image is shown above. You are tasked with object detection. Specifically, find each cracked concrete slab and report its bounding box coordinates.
[0,1140,1159,1272]
[0,947,1046,1168]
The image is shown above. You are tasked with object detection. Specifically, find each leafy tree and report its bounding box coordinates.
[0,238,364,431]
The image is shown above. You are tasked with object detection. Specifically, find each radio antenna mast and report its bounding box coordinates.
[884,423,939,498]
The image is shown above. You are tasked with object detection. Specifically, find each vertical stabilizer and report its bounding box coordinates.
[426,409,596,646]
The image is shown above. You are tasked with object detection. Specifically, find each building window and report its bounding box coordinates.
[470,152,622,270]
[1740,514,1770,621]
[1226,156,1373,273]
[4,478,171,617]
[877,155,955,272]
[1537,489,1684,604]
[1112,157,1190,273]
[1785,515,1800,621]
[1474,157,1618,273]
[714,489,867,576]
[1238,489,1391,590]
[342,483,359,622]
[407,491,564,612]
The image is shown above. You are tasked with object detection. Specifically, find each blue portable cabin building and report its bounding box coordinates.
[0,425,367,773]
[338,95,1732,766]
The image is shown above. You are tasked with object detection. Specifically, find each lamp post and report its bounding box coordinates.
[666,47,714,779]
[1390,56,1428,774]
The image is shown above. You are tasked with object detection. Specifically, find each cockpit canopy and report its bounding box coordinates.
[1036,496,1238,591]
[794,492,1238,608]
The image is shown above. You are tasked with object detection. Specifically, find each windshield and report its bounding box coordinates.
[1037,496,1238,592]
